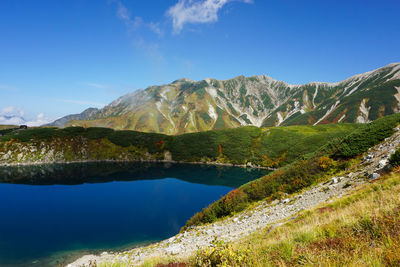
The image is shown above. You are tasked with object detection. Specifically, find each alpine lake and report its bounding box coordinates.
[0,162,270,266]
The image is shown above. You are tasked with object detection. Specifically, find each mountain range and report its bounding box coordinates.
[48,63,400,134]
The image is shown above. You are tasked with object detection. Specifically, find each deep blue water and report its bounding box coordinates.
[0,162,269,266]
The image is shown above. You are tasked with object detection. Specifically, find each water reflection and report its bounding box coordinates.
[0,162,269,188]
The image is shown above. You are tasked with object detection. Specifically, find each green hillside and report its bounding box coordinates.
[183,113,400,228]
[0,123,361,168]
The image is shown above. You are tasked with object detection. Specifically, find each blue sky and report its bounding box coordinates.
[0,0,399,124]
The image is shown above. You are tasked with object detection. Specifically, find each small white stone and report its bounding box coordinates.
[281,198,290,204]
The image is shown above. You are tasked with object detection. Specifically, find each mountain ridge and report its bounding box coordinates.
[50,63,400,134]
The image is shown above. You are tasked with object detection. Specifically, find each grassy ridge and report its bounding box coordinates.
[0,124,360,168]
[169,124,361,167]
[183,114,400,229]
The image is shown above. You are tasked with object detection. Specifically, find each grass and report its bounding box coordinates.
[96,167,400,267]
[0,125,18,130]
[183,113,400,228]
[205,170,400,267]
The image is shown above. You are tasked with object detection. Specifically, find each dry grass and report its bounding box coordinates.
[221,171,400,266]
[98,172,400,267]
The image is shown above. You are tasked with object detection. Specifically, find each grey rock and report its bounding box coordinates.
[368,173,380,180]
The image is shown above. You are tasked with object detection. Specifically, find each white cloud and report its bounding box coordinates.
[0,115,25,126]
[26,113,52,127]
[0,106,52,126]
[1,106,24,117]
[167,0,253,34]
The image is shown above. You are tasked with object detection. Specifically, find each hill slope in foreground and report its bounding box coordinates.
[50,63,400,134]
[70,115,400,267]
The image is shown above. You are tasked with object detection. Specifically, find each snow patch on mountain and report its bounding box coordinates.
[356,99,371,123]
[338,114,346,123]
[314,100,340,125]
[388,64,400,81]
[312,87,318,108]
[394,87,400,112]
[277,112,284,126]
[208,102,217,123]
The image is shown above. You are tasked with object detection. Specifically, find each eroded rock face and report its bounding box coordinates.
[53,63,400,134]
[0,135,168,166]
[164,151,172,161]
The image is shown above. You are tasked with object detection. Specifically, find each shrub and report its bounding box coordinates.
[85,127,114,139]
[390,149,400,167]
[331,113,400,159]
[191,239,250,267]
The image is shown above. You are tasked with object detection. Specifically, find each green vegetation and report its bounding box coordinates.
[0,127,18,136]
[169,124,361,166]
[0,123,361,167]
[183,113,400,229]
[390,148,400,167]
[0,126,170,153]
[328,113,400,159]
[188,171,400,267]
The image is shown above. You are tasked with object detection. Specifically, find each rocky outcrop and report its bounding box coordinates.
[0,137,164,165]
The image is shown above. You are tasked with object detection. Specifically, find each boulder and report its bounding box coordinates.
[378,159,388,169]
[368,173,380,180]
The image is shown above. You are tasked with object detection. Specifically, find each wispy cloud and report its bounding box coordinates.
[86,82,110,89]
[56,99,106,107]
[115,0,163,36]
[167,0,253,34]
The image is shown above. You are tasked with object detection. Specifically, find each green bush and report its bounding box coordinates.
[390,149,400,167]
[84,127,114,139]
[191,239,250,267]
[330,113,400,159]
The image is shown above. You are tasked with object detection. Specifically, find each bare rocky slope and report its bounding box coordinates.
[50,63,400,134]
[68,125,400,267]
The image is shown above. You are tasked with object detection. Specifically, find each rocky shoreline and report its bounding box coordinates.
[68,128,400,266]
[0,158,275,170]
